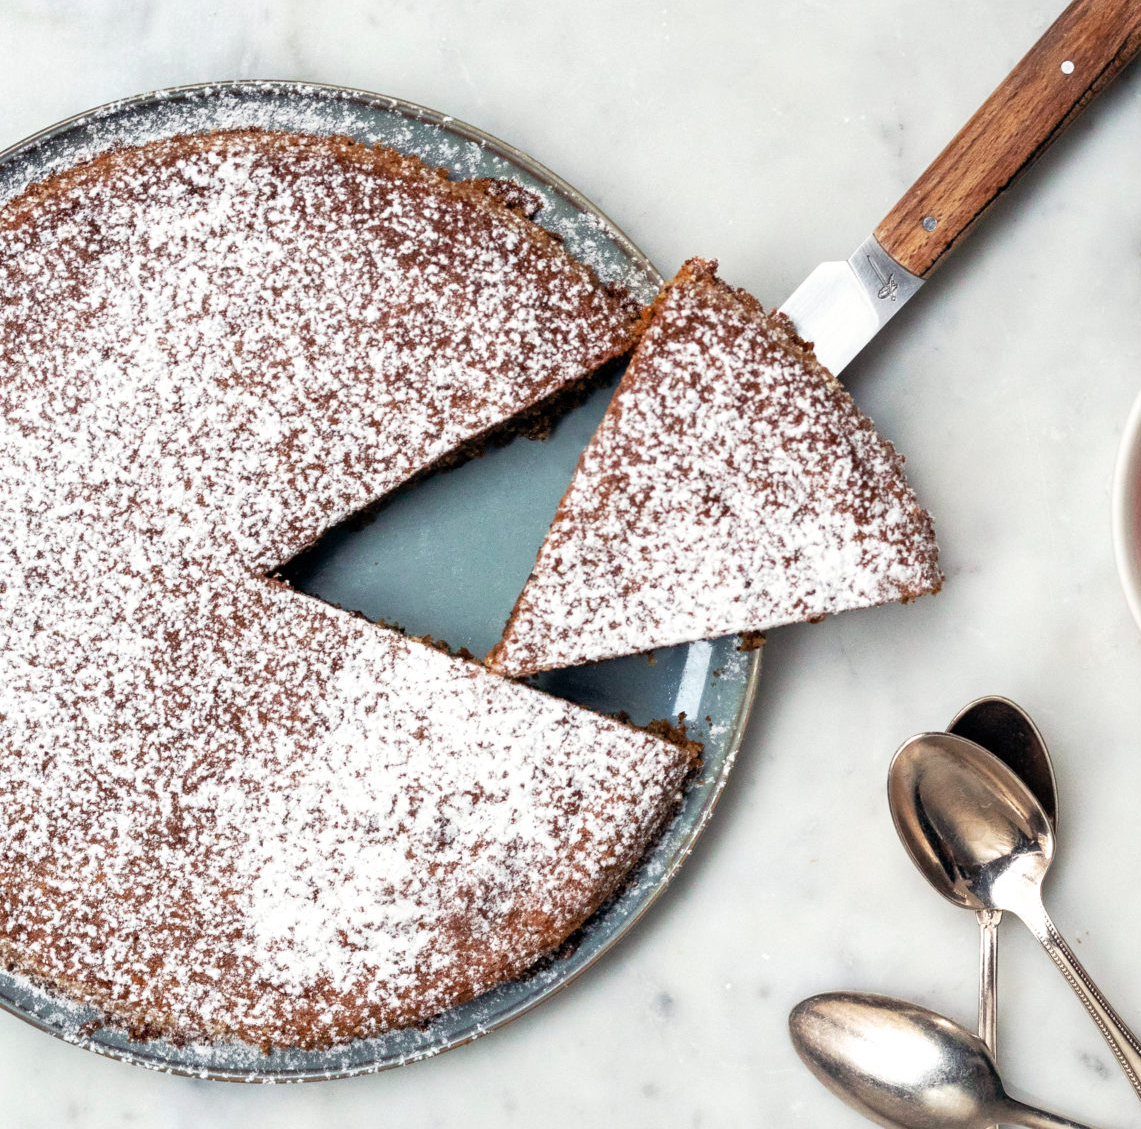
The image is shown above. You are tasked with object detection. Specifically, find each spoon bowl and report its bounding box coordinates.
[948,696,1058,833]
[889,733,1055,914]
[789,991,1095,1129]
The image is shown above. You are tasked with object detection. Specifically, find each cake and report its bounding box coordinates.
[487,258,942,677]
[0,128,696,1049]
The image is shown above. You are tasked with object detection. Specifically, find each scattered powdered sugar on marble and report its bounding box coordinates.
[489,258,943,676]
[0,127,693,1049]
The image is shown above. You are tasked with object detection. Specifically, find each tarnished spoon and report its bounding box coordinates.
[948,697,1057,830]
[789,990,1098,1129]
[947,696,1058,1055]
[889,733,1141,1102]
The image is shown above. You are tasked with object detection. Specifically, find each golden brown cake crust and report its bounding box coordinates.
[0,128,692,1049]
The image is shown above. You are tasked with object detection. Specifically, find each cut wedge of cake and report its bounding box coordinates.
[487,258,942,677]
[0,129,695,1049]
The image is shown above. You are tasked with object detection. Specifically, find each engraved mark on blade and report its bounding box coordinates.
[865,254,898,302]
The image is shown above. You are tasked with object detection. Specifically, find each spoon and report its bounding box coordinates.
[789,990,1098,1129]
[946,697,1059,1055]
[948,697,1058,832]
[889,732,1141,1101]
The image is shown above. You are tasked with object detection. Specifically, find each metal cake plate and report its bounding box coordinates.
[0,80,761,1081]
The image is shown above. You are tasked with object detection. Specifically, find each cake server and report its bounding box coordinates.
[780,0,1141,375]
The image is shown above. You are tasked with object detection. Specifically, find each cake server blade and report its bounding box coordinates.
[778,234,921,376]
[778,0,1141,376]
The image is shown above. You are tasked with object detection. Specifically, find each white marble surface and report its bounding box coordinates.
[3,0,1141,1125]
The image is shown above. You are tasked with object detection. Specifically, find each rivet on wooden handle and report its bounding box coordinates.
[874,0,1141,279]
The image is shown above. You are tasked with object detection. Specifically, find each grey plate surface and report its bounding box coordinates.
[0,80,760,1080]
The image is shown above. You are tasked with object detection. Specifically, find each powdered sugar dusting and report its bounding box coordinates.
[489,258,943,676]
[0,127,692,1049]
[0,83,659,303]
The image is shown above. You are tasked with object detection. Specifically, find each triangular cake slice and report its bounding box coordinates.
[0,129,694,1049]
[487,258,942,676]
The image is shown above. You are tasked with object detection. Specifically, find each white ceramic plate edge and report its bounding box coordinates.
[1112,387,1141,632]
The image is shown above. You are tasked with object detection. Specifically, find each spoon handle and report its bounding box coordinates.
[1003,1098,1099,1129]
[979,910,1001,1129]
[1018,896,1141,1100]
[977,908,1001,1053]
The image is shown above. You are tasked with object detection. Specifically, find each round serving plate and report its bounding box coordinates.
[0,81,761,1081]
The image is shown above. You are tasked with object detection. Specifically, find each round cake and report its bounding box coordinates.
[0,128,695,1049]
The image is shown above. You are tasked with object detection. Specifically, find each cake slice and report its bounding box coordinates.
[487,258,942,676]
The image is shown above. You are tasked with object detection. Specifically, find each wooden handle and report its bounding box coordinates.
[875,0,1141,278]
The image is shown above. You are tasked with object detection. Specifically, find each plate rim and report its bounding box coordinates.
[1112,386,1141,632]
[0,78,762,1081]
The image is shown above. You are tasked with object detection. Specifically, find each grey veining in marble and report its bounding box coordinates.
[2,1,1141,1126]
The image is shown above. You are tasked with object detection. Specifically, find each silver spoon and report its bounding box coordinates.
[946,697,1058,1055]
[889,733,1141,1101]
[789,990,1098,1129]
